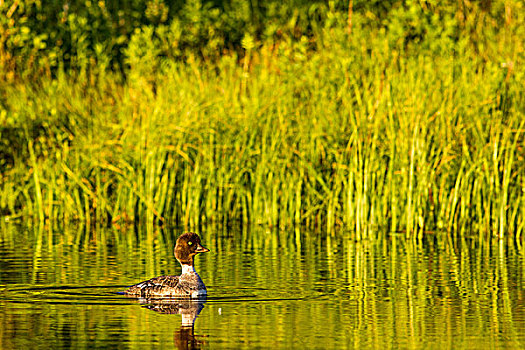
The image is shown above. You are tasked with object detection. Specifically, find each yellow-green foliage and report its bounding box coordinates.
[0,2,524,239]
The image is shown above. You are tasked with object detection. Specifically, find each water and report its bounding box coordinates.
[0,224,524,349]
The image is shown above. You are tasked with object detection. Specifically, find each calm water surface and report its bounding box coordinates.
[0,224,524,349]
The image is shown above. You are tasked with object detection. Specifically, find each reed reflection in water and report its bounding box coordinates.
[0,223,523,349]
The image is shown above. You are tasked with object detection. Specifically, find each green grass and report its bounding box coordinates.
[1,22,524,239]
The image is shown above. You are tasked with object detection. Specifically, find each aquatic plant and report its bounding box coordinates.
[0,1,523,239]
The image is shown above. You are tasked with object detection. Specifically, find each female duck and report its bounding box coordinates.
[125,232,209,298]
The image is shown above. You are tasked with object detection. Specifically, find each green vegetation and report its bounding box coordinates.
[1,0,524,239]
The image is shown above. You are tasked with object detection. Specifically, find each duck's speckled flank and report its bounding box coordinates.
[125,273,207,298]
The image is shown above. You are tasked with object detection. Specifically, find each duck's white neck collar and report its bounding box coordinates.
[181,264,196,275]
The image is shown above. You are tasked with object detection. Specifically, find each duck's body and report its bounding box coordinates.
[125,269,207,298]
[124,232,209,298]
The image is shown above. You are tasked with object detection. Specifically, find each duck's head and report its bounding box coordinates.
[174,232,209,265]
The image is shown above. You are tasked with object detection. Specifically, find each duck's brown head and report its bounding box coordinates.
[174,232,210,265]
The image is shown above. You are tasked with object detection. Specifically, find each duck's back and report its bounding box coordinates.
[125,273,206,298]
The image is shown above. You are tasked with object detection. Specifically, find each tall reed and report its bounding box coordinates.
[1,26,523,240]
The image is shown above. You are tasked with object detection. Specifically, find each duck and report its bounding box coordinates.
[124,232,210,298]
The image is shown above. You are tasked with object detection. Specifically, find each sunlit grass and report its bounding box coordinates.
[0,30,523,239]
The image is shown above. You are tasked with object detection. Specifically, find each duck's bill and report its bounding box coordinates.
[196,245,210,253]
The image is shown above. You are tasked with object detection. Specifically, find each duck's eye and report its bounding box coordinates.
[188,241,193,246]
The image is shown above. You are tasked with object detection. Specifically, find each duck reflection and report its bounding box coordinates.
[138,297,206,326]
[138,297,207,349]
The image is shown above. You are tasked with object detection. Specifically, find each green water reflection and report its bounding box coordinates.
[0,224,523,349]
